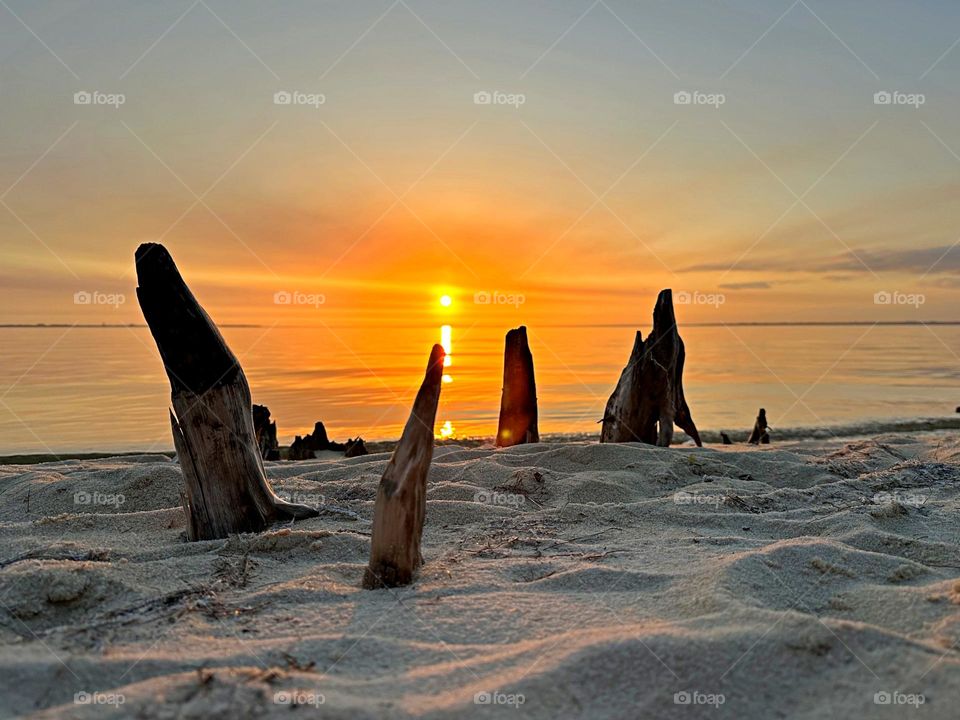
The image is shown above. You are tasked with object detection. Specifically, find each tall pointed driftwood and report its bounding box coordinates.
[496,326,539,447]
[135,243,318,540]
[600,289,702,447]
[363,344,445,589]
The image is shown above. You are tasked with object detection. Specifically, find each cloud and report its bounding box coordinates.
[718,281,771,290]
[684,244,960,276]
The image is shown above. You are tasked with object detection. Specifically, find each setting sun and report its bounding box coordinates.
[439,295,452,308]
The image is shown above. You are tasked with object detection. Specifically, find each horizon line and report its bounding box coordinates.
[4,321,960,330]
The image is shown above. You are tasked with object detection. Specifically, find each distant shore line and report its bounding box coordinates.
[4,416,959,465]
[6,321,960,330]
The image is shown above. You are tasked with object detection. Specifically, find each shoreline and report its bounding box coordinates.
[5,416,960,465]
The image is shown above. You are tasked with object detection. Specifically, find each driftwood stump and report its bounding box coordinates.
[363,344,445,589]
[289,422,332,460]
[600,289,702,447]
[252,405,280,461]
[135,243,318,540]
[496,326,539,447]
[748,408,770,445]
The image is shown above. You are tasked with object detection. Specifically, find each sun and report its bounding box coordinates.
[439,294,452,308]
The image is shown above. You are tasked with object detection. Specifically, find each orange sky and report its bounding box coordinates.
[3,2,960,327]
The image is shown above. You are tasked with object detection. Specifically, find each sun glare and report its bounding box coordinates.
[439,294,452,308]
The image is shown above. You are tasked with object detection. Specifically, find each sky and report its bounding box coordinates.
[2,0,960,328]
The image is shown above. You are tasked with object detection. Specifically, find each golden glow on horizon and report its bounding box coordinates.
[439,294,452,307]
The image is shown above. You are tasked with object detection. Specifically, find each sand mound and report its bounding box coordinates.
[0,436,958,718]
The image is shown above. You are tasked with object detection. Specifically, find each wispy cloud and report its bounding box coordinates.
[718,281,771,290]
[684,244,960,276]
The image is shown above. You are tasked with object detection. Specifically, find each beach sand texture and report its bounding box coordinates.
[0,435,958,718]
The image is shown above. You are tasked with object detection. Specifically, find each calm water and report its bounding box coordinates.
[1,324,958,454]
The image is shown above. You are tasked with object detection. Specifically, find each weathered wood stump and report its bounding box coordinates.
[720,432,732,445]
[363,344,444,589]
[496,326,539,447]
[135,243,318,540]
[252,404,280,461]
[289,422,332,460]
[344,438,369,457]
[748,408,769,445]
[600,289,702,447]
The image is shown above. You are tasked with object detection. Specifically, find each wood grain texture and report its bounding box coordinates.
[136,243,318,540]
[363,344,445,589]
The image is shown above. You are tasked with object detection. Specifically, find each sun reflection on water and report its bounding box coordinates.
[439,323,454,438]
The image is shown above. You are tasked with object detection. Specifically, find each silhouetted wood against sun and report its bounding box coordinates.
[496,326,539,447]
[135,243,319,540]
[600,289,702,447]
[363,344,445,589]
[252,404,280,461]
[748,408,770,445]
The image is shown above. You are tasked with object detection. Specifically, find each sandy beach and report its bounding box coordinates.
[1,433,957,718]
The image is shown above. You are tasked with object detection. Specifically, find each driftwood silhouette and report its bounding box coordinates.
[748,408,770,445]
[136,243,318,540]
[363,344,445,589]
[600,289,701,447]
[252,405,280,461]
[496,326,539,447]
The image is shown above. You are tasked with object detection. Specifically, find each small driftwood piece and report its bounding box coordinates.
[289,422,332,460]
[363,344,445,589]
[600,289,702,447]
[252,405,280,461]
[748,408,770,445]
[135,243,318,540]
[496,326,539,447]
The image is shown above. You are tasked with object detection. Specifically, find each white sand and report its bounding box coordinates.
[1,434,958,718]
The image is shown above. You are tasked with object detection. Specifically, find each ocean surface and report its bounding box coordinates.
[1,323,959,454]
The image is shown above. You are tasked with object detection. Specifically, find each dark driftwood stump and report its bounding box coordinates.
[496,326,539,447]
[363,344,444,589]
[135,243,318,540]
[748,408,769,445]
[600,289,702,447]
[252,405,280,461]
